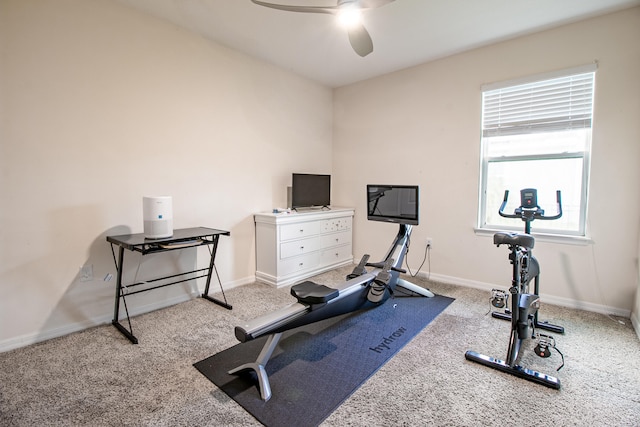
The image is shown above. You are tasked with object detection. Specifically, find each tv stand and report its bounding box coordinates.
[255,208,354,288]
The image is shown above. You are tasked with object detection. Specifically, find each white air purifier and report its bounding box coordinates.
[143,196,173,239]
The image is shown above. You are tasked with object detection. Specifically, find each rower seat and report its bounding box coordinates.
[290,281,339,304]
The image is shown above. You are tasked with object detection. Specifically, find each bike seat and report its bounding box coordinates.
[493,232,535,249]
[290,281,339,304]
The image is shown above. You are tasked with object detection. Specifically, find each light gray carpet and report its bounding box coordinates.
[1,267,639,426]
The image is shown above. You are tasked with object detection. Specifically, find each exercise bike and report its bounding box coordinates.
[465,188,564,389]
[491,189,565,334]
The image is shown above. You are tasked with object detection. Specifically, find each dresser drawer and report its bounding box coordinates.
[320,217,352,233]
[319,244,352,265]
[281,237,321,259]
[279,253,320,276]
[320,230,352,249]
[280,221,321,241]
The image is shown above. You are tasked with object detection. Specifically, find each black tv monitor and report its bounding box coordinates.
[367,185,419,225]
[292,173,331,209]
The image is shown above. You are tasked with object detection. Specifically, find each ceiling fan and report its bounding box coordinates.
[250,0,396,57]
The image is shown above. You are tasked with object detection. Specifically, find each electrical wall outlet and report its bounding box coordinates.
[426,237,433,248]
[80,264,93,282]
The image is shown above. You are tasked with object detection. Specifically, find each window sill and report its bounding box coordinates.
[474,228,593,246]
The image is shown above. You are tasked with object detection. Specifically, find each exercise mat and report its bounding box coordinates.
[194,293,454,427]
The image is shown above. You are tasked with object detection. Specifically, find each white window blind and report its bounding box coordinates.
[483,70,595,137]
[478,65,597,237]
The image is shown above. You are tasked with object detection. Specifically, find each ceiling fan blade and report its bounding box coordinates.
[252,0,385,57]
[348,23,373,57]
[250,0,337,15]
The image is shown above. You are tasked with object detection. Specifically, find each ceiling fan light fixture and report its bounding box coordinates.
[336,7,362,29]
[250,0,396,57]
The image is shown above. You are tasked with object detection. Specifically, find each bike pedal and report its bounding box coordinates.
[535,333,555,358]
[490,289,509,308]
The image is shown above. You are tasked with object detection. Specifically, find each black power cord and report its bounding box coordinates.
[404,235,430,279]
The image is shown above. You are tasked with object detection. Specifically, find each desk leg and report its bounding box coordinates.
[112,246,138,344]
[202,236,232,310]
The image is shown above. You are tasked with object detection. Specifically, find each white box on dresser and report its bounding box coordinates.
[254,207,354,288]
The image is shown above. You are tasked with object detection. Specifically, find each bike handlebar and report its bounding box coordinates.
[498,189,563,221]
[549,191,563,220]
[498,190,511,218]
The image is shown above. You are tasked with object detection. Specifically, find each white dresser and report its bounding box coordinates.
[254,207,354,288]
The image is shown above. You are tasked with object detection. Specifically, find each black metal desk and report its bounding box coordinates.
[107,227,231,344]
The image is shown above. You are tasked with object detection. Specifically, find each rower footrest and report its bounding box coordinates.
[291,281,339,304]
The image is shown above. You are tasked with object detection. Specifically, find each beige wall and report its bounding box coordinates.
[2,1,638,350]
[333,8,640,317]
[0,0,333,349]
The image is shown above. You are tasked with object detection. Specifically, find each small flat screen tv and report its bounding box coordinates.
[367,185,419,225]
[292,173,331,209]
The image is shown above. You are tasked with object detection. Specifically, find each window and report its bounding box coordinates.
[478,64,596,237]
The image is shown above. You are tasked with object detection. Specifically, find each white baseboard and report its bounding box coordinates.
[0,275,255,354]
[419,271,632,318]
[631,310,640,341]
[0,293,196,353]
